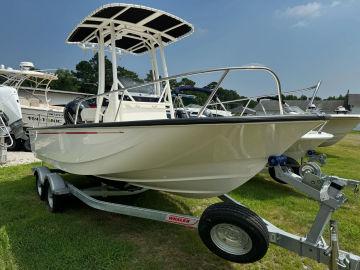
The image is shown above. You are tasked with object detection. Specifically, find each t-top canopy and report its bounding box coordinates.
[0,68,57,81]
[67,3,194,54]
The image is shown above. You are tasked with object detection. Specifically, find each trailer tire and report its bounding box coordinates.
[198,202,269,263]
[35,172,46,201]
[45,182,63,213]
[268,157,300,184]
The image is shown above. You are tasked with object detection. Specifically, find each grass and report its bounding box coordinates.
[0,132,359,269]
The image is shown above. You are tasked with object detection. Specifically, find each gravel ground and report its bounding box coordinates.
[1,151,40,167]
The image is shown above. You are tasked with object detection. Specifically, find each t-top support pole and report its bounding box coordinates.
[110,22,120,121]
[95,28,105,123]
[150,45,160,96]
[157,36,174,119]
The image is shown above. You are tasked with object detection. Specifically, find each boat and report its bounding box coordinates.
[0,62,64,150]
[305,81,360,147]
[319,114,360,146]
[29,3,327,198]
[231,81,360,151]
[176,104,232,118]
[174,86,333,164]
[172,85,233,118]
[281,130,333,160]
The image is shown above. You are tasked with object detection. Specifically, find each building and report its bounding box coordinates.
[348,94,360,130]
[348,94,360,114]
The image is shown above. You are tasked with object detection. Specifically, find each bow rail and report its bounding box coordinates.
[74,65,284,124]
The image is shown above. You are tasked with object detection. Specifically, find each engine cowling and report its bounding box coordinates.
[64,98,92,124]
[0,86,26,139]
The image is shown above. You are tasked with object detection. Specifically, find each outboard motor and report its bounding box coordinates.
[0,86,26,139]
[64,98,91,124]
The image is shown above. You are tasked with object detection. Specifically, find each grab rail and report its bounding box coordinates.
[74,65,284,124]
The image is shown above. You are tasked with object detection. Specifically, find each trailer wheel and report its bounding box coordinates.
[45,182,63,213]
[268,157,300,184]
[35,173,46,201]
[198,202,269,263]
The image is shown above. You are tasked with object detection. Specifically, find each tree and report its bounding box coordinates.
[204,82,243,109]
[326,94,345,100]
[118,66,143,83]
[169,77,206,105]
[144,70,153,82]
[50,69,80,92]
[73,59,98,94]
[284,94,299,100]
[71,54,144,94]
[49,55,248,107]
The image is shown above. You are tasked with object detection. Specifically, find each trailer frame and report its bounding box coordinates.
[33,164,360,270]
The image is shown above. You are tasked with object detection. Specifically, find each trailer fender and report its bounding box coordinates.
[44,173,69,195]
[32,166,51,186]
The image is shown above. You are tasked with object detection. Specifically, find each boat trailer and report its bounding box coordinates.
[33,162,360,269]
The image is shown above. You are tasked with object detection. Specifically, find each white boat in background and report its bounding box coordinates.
[173,86,233,118]
[284,130,333,160]
[0,62,64,150]
[176,104,232,118]
[29,3,326,198]
[305,82,360,147]
[319,114,360,147]
[227,81,360,152]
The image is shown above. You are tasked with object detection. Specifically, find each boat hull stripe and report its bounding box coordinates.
[37,131,124,135]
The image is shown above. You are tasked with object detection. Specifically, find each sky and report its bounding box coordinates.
[1,0,360,98]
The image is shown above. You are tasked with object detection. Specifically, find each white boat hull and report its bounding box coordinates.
[285,131,333,160]
[30,117,325,198]
[320,114,360,147]
[21,106,64,128]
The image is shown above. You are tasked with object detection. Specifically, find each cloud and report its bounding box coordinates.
[283,2,322,19]
[277,1,346,28]
[197,26,209,35]
[330,1,341,7]
[292,21,308,28]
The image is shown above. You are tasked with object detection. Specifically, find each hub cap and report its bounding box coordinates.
[210,223,252,255]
